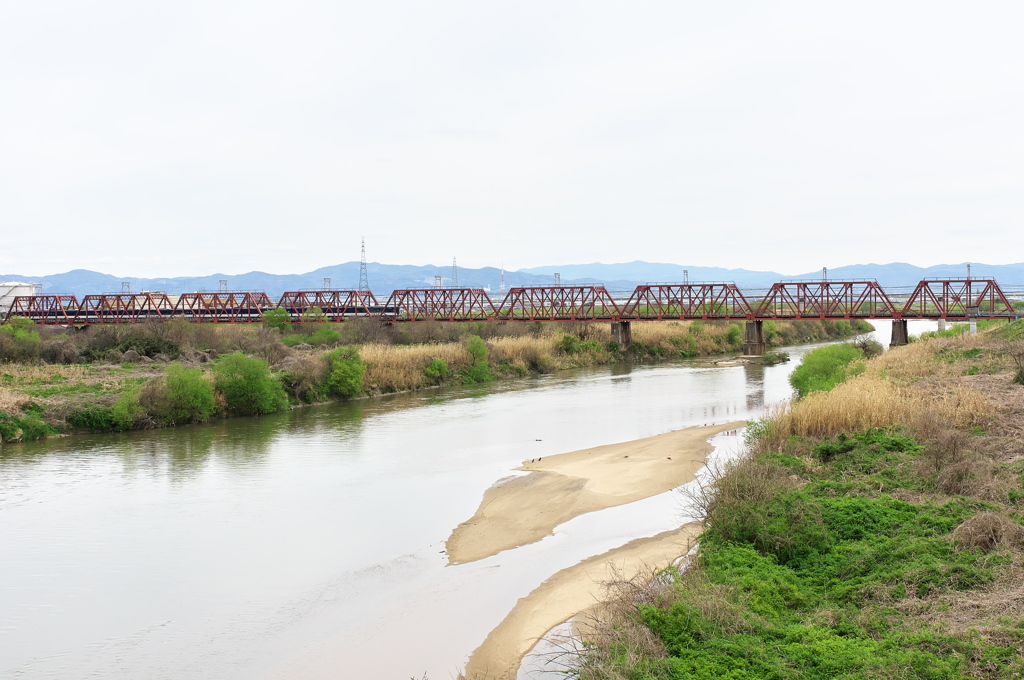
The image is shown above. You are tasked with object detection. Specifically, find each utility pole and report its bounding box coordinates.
[359,237,370,292]
[452,257,458,287]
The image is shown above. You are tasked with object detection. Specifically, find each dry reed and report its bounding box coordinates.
[359,342,471,392]
[2,364,89,382]
[0,387,28,413]
[770,373,991,443]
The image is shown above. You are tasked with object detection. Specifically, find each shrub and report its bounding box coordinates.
[0,411,57,442]
[309,327,340,346]
[726,324,741,345]
[282,334,310,347]
[40,336,81,364]
[789,343,865,397]
[0,317,41,361]
[462,335,493,384]
[68,406,116,433]
[111,387,147,430]
[213,353,289,416]
[280,353,328,403]
[262,307,291,330]
[558,334,581,354]
[116,333,179,359]
[325,346,366,399]
[141,366,217,425]
[424,358,451,383]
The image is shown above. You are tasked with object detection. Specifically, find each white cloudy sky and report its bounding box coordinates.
[1,1,1022,277]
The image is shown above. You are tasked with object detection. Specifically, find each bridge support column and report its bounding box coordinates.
[610,321,632,348]
[968,306,979,334]
[937,319,946,332]
[743,320,766,356]
[891,319,909,347]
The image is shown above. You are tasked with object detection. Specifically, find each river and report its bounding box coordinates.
[0,320,935,679]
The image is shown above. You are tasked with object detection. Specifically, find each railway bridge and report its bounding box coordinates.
[3,277,1018,354]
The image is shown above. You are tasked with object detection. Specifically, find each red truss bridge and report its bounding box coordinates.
[381,288,496,322]
[4,278,1019,352]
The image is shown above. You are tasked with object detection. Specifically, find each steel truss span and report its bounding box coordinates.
[3,279,1019,325]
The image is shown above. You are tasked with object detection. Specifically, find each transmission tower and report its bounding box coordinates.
[452,257,458,287]
[358,237,369,292]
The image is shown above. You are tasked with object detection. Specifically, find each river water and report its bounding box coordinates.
[0,321,935,679]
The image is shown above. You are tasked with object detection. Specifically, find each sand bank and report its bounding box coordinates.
[445,421,744,565]
[462,523,703,680]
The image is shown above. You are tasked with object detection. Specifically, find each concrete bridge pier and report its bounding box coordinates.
[891,319,909,347]
[611,321,632,348]
[937,319,946,331]
[743,320,766,356]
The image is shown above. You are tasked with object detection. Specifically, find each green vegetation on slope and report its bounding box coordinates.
[574,333,1024,680]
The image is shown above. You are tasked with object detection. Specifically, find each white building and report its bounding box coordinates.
[0,281,42,316]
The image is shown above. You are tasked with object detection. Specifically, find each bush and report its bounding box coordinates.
[111,387,147,430]
[213,353,289,416]
[116,333,179,359]
[325,346,365,399]
[0,317,41,361]
[789,343,865,397]
[726,324,742,345]
[282,334,310,347]
[68,406,116,433]
[462,335,493,384]
[141,366,217,425]
[262,308,291,330]
[309,327,340,346]
[280,353,328,403]
[0,411,57,442]
[558,334,581,354]
[424,358,451,383]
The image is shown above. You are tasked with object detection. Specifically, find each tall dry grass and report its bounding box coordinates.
[359,342,471,392]
[488,335,558,373]
[0,387,28,413]
[2,364,90,382]
[768,373,990,443]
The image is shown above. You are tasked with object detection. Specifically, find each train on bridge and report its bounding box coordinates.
[3,277,1017,324]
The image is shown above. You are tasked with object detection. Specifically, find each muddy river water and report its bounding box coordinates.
[0,320,935,679]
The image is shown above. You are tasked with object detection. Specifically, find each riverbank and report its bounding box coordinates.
[565,322,1024,678]
[0,318,865,443]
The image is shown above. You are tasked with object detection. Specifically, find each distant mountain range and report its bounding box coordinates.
[3,261,1023,299]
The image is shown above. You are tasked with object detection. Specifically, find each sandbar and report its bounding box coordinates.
[462,523,703,680]
[445,421,743,565]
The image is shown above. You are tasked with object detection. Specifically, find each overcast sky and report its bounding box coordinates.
[1,1,1021,278]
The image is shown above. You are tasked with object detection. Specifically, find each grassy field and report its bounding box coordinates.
[572,321,1024,679]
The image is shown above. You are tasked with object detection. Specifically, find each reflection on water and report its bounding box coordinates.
[742,361,765,411]
[0,323,937,680]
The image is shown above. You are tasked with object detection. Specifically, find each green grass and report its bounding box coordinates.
[991,319,1024,341]
[21,382,108,398]
[789,343,865,397]
[595,429,1024,679]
